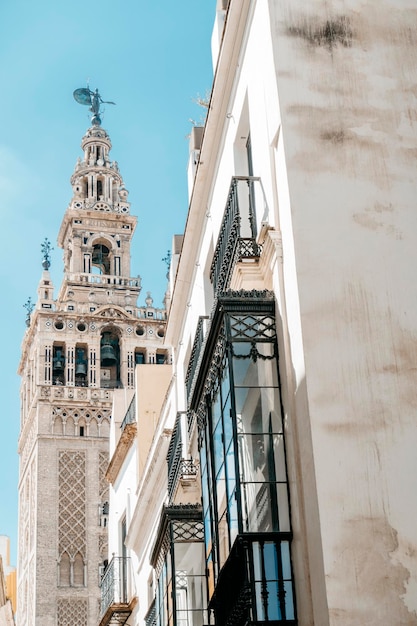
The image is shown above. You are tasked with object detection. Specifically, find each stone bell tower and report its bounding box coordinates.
[17,92,168,626]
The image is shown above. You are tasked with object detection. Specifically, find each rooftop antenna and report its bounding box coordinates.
[73,86,115,126]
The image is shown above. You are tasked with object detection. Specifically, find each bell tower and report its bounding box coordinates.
[17,90,168,626]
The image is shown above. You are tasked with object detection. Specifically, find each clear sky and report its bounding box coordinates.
[0,0,216,564]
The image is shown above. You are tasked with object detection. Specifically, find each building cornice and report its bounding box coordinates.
[105,422,137,485]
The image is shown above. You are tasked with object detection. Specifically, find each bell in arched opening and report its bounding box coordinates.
[53,349,65,371]
[100,335,117,366]
[75,348,87,376]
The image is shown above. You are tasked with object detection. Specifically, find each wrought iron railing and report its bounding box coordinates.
[167,415,199,501]
[210,176,265,293]
[121,394,136,432]
[179,458,198,479]
[144,598,156,626]
[100,556,131,616]
[209,533,296,625]
[185,316,209,402]
[167,415,182,501]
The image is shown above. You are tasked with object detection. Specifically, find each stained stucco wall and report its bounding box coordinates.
[268,1,417,623]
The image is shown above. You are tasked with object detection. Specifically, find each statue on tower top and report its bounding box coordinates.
[73,86,116,126]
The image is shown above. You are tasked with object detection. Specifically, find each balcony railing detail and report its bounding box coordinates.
[210,176,264,293]
[65,272,141,289]
[185,316,209,404]
[100,556,136,625]
[144,599,156,626]
[167,415,199,501]
[167,415,182,501]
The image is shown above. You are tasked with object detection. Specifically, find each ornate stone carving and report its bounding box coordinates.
[58,451,86,560]
[57,598,88,626]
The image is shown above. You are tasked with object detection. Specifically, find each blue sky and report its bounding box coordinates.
[0,0,216,564]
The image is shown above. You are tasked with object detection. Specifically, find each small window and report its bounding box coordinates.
[79,426,84,437]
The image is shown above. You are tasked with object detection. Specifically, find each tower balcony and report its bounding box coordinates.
[99,556,137,626]
[64,272,141,290]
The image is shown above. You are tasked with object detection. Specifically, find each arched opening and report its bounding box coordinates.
[92,243,111,275]
[59,552,70,586]
[65,416,75,436]
[75,346,88,387]
[54,416,63,435]
[100,328,121,388]
[97,178,103,199]
[73,553,85,587]
[52,345,65,386]
[89,418,98,437]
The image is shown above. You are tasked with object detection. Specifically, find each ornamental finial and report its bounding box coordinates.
[41,238,53,270]
[23,297,34,327]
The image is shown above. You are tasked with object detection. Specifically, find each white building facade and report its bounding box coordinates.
[102,1,417,626]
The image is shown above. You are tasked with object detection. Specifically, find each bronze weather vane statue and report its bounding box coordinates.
[73,86,115,126]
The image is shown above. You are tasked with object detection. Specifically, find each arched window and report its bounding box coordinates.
[59,552,70,586]
[92,243,111,274]
[73,553,85,587]
[100,329,121,388]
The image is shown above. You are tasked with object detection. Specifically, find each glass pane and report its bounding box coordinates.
[255,581,283,621]
[232,343,278,387]
[213,420,224,476]
[238,434,268,483]
[228,492,239,546]
[235,388,282,436]
[204,510,212,558]
[283,580,295,619]
[223,395,233,449]
[266,580,280,620]
[221,365,230,409]
[263,542,278,580]
[235,388,261,434]
[252,541,261,580]
[174,541,203,570]
[218,511,229,568]
[273,433,287,482]
[212,390,222,430]
[200,438,207,474]
[206,553,215,600]
[216,465,227,518]
[232,351,258,387]
[280,541,292,580]
[225,441,236,498]
[277,483,290,531]
[240,481,273,532]
[256,344,278,386]
[201,465,210,515]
